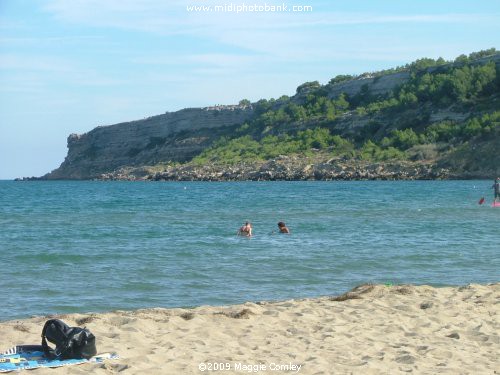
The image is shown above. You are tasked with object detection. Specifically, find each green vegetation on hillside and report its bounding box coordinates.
[192,49,499,167]
[353,59,498,113]
[193,128,356,165]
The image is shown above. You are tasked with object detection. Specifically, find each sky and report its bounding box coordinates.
[0,0,499,179]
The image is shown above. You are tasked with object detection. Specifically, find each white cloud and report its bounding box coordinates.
[0,72,46,94]
[40,0,499,64]
[0,52,128,93]
[43,0,189,34]
[43,0,497,32]
[296,12,497,27]
[0,53,76,72]
[0,35,104,46]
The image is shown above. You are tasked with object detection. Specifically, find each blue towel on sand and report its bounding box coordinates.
[0,345,118,372]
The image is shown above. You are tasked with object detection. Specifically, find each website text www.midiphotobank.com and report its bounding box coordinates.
[186,2,313,13]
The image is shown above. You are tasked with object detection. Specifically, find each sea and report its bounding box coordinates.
[0,180,498,321]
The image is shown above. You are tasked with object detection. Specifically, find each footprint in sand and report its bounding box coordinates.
[108,316,136,327]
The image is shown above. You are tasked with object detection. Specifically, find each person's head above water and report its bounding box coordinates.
[277,221,290,233]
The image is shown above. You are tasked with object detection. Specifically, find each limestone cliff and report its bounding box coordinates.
[42,52,500,180]
[44,106,254,179]
[44,70,414,179]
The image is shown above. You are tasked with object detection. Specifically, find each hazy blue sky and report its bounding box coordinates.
[1,0,499,179]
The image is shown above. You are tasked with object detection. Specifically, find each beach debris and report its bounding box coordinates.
[447,333,460,339]
[216,308,254,319]
[330,292,362,302]
[330,284,375,301]
[76,315,97,325]
[180,312,195,321]
[392,285,413,295]
[419,302,433,310]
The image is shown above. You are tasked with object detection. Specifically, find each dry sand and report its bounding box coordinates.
[1,283,498,374]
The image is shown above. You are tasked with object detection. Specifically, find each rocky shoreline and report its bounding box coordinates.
[19,156,492,182]
[95,157,460,181]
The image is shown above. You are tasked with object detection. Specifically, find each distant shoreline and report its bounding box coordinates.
[16,158,497,181]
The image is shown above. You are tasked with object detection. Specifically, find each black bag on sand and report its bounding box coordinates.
[41,319,97,359]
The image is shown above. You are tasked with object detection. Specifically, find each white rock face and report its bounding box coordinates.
[46,106,255,179]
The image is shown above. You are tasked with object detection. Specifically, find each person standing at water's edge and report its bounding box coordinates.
[493,177,500,203]
[237,222,252,237]
[277,221,290,234]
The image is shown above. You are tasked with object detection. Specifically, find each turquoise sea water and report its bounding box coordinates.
[0,180,498,321]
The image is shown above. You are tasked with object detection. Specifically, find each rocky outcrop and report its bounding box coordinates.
[326,72,410,99]
[97,156,452,181]
[44,105,254,179]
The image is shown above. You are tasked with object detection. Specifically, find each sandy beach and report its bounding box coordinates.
[1,283,498,374]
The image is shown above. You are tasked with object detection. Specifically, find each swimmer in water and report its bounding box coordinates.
[237,222,252,237]
[277,221,290,234]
